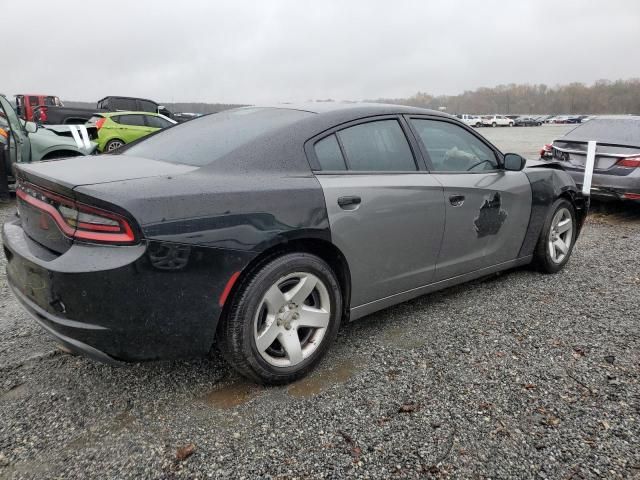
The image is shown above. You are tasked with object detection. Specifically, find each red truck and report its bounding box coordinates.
[15,94,63,121]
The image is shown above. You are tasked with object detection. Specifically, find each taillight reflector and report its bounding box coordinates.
[95,118,106,130]
[16,182,136,244]
[623,193,640,200]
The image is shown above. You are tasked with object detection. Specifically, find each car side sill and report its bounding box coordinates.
[349,256,533,321]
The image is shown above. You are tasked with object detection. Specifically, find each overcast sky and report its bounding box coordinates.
[3,0,639,104]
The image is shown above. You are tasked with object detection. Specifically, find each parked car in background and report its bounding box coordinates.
[456,114,483,127]
[173,112,204,122]
[0,94,97,183]
[33,95,177,126]
[87,111,176,152]
[482,115,514,127]
[514,116,542,127]
[97,96,175,119]
[15,94,63,121]
[540,116,640,203]
[3,103,587,384]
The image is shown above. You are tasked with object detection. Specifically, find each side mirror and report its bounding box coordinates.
[25,122,38,134]
[503,153,526,171]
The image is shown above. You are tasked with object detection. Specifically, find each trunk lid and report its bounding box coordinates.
[15,155,197,254]
[551,140,640,175]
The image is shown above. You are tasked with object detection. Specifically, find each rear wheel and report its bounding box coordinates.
[217,253,343,384]
[532,198,576,273]
[105,139,125,152]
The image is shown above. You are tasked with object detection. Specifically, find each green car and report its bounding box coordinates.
[88,111,176,152]
[1,94,97,183]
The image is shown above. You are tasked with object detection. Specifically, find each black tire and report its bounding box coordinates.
[532,198,577,274]
[217,252,343,385]
[104,139,125,152]
[475,122,481,127]
[492,122,497,127]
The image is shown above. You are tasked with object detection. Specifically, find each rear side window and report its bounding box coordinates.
[124,107,313,166]
[411,119,498,172]
[314,135,346,170]
[337,120,416,171]
[118,114,145,126]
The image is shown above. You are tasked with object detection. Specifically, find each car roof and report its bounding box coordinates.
[98,96,158,104]
[237,102,452,119]
[102,111,162,117]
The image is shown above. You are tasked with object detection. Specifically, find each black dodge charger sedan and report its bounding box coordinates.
[3,104,587,384]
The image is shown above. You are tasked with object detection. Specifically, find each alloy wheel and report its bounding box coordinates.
[548,207,573,264]
[253,272,331,367]
[107,141,124,152]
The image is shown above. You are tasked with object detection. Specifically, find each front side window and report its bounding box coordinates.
[118,114,145,126]
[145,115,173,129]
[337,120,416,171]
[411,119,498,172]
[314,134,346,170]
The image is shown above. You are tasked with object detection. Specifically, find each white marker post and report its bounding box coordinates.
[582,140,597,197]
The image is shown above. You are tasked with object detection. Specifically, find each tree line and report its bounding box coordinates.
[369,78,640,115]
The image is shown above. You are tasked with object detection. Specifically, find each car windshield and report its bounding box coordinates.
[123,107,313,166]
[564,117,640,146]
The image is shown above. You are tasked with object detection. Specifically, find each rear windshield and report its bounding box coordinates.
[564,118,640,146]
[123,107,313,166]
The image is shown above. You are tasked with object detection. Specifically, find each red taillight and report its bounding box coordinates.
[95,118,106,130]
[623,193,640,200]
[16,181,137,244]
[39,107,48,123]
[540,143,553,157]
[617,156,640,168]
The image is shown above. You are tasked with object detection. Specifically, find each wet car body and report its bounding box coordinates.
[541,116,640,202]
[3,104,587,374]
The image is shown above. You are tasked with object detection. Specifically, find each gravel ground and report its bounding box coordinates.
[1,129,639,478]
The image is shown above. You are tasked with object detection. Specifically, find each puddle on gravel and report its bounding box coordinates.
[202,382,263,409]
[288,359,360,398]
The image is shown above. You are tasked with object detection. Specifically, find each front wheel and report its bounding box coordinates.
[492,122,497,127]
[217,253,343,384]
[475,122,482,127]
[532,198,577,273]
[509,122,514,127]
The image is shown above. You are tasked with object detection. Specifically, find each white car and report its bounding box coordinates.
[456,114,483,128]
[482,115,514,127]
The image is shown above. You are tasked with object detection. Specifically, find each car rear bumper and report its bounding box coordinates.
[564,170,640,202]
[2,217,254,363]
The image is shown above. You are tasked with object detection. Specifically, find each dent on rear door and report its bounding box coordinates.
[316,174,445,308]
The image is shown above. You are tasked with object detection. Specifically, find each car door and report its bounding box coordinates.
[116,114,147,143]
[308,117,446,308]
[0,95,31,164]
[407,117,531,280]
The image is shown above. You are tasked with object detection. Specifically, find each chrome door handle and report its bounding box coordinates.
[449,195,465,207]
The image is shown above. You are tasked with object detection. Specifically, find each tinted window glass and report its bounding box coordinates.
[337,120,415,171]
[111,98,136,110]
[118,114,145,126]
[314,134,346,170]
[139,100,158,113]
[145,115,173,129]
[411,119,498,172]
[124,107,312,166]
